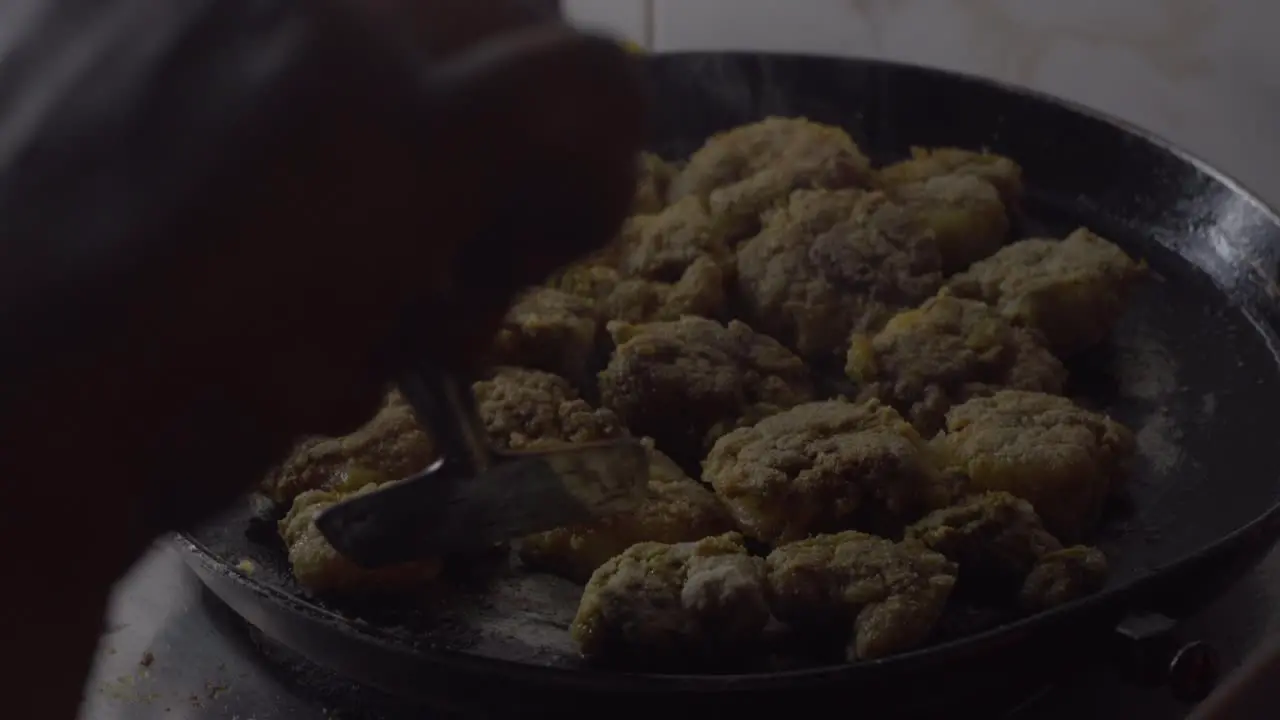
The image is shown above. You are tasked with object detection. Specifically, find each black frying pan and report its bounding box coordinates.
[179,52,1280,718]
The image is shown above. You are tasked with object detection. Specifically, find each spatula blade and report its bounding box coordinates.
[314,439,650,568]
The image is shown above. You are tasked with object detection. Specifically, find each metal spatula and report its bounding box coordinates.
[315,363,650,568]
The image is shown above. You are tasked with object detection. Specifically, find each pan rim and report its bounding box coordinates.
[177,50,1280,691]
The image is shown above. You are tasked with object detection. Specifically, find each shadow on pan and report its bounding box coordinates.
[179,53,1280,717]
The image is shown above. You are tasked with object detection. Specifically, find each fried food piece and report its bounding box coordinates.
[618,196,734,278]
[669,117,875,242]
[766,531,957,660]
[598,316,815,464]
[633,152,678,214]
[937,391,1136,541]
[261,390,435,504]
[886,174,1010,272]
[552,197,733,324]
[736,189,944,361]
[1019,545,1108,612]
[704,399,953,544]
[473,367,623,450]
[489,287,602,381]
[947,228,1145,355]
[279,468,443,594]
[846,294,1067,436]
[571,533,770,665]
[906,491,1062,588]
[519,441,736,582]
[877,147,1024,204]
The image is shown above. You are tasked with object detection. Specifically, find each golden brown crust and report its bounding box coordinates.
[473,366,623,451]
[735,190,944,361]
[936,390,1136,541]
[570,533,770,664]
[260,389,435,505]
[947,228,1145,355]
[279,469,443,594]
[669,117,875,243]
[765,531,957,660]
[598,316,815,464]
[704,399,954,544]
[877,147,1024,205]
[488,287,603,382]
[517,440,736,582]
[846,294,1067,436]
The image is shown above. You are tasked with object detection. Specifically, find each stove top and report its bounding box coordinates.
[81,545,1279,719]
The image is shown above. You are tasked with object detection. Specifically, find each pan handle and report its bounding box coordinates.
[1112,613,1220,703]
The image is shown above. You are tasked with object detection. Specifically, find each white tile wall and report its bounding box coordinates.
[566,0,1280,208]
[561,0,651,46]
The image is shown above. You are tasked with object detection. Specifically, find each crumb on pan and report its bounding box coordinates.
[947,228,1145,355]
[936,390,1136,541]
[571,532,770,665]
[847,294,1067,436]
[598,315,815,465]
[766,530,957,660]
[735,189,944,361]
[704,399,956,544]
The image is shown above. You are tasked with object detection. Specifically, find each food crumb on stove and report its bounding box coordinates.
[139,651,154,668]
[234,559,256,575]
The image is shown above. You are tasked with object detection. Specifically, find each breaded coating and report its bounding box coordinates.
[704,399,953,544]
[473,367,623,451]
[877,147,1024,204]
[669,117,875,242]
[886,174,1010,273]
[518,441,736,582]
[489,287,602,381]
[1019,545,1108,612]
[906,491,1062,586]
[736,190,944,361]
[552,197,732,324]
[633,152,678,215]
[598,316,816,464]
[261,390,435,504]
[846,294,1067,436]
[937,391,1136,541]
[618,196,734,278]
[279,468,443,594]
[571,533,770,664]
[947,228,1145,355]
[766,531,957,660]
